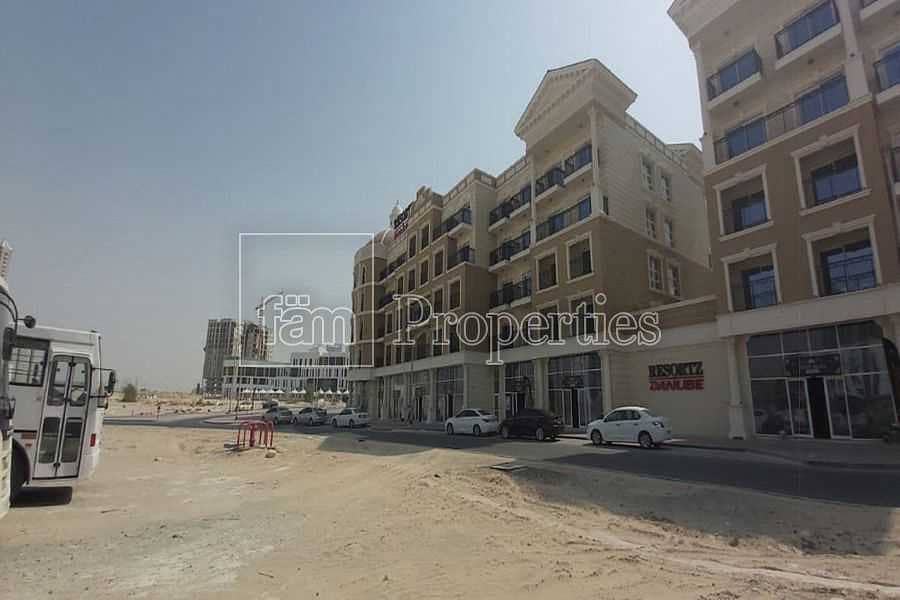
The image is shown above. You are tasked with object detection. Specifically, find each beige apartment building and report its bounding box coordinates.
[346,59,748,436]
[670,0,900,439]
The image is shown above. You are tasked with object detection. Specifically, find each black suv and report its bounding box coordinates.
[499,408,562,441]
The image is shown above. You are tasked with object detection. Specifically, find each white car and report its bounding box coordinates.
[331,408,369,428]
[262,406,294,425]
[445,409,499,436]
[586,406,671,449]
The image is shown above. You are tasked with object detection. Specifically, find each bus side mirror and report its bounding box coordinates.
[2,327,15,362]
[22,315,36,329]
[106,371,117,395]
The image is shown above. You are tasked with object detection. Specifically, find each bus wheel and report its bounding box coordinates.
[11,450,26,502]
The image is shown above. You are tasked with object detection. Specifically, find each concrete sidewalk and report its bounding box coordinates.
[559,431,900,469]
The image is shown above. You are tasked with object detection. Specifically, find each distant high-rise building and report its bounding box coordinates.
[0,240,13,280]
[201,318,270,394]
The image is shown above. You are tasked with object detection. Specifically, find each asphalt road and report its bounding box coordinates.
[107,415,900,507]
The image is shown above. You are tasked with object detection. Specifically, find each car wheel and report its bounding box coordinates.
[638,431,653,449]
[349,420,355,429]
[535,427,546,442]
[446,423,454,435]
[500,425,510,439]
[473,424,481,437]
[332,419,338,428]
[590,429,603,446]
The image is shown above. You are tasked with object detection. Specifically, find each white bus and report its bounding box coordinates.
[8,324,115,501]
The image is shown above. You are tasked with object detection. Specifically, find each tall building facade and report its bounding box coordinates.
[0,240,12,280]
[347,59,735,434]
[221,346,348,399]
[670,0,900,439]
[202,318,271,394]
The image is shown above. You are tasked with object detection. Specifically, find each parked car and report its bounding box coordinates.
[445,409,499,436]
[294,407,328,426]
[261,399,279,409]
[262,406,294,425]
[332,408,369,428]
[499,408,562,441]
[586,406,671,449]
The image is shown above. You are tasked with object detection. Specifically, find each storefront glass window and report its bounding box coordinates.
[547,353,602,429]
[747,320,897,439]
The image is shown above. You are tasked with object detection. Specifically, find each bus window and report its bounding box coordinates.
[8,339,49,387]
[61,419,83,463]
[38,417,60,463]
[69,362,88,407]
[48,361,70,406]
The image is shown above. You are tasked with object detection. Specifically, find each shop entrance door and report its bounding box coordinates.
[807,377,831,439]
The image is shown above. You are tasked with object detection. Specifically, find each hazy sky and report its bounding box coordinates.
[1,0,701,391]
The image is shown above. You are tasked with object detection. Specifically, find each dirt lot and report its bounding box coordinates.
[2,426,899,599]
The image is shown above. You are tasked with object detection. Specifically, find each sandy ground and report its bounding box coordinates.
[2,426,900,600]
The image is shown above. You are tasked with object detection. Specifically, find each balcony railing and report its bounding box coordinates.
[536,196,591,241]
[489,185,532,225]
[707,49,762,101]
[447,246,474,270]
[489,230,531,265]
[380,254,407,280]
[535,167,565,197]
[433,207,472,240]
[489,275,532,308]
[875,50,900,92]
[563,144,592,177]
[775,0,839,59]
[714,74,848,164]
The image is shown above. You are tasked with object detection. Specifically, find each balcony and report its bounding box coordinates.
[489,230,531,271]
[563,144,592,183]
[714,74,848,165]
[434,207,472,241]
[817,243,877,296]
[489,275,532,309]
[536,196,591,242]
[860,0,900,22]
[534,167,565,204]
[729,262,778,312]
[707,50,762,110]
[379,254,407,281]
[774,1,841,70]
[377,293,393,310]
[447,246,474,270]
[874,50,900,105]
[489,185,532,230]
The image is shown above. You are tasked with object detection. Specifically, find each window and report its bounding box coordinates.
[799,76,849,125]
[810,154,861,206]
[645,207,657,239]
[640,157,655,191]
[398,276,404,294]
[742,265,778,309]
[538,255,557,290]
[775,0,839,58]
[876,45,900,92]
[449,281,461,309]
[433,288,443,313]
[570,295,596,337]
[648,255,663,291]
[8,338,49,386]
[419,262,429,286]
[660,172,672,202]
[420,226,429,250]
[434,251,444,276]
[538,306,560,342]
[821,240,876,295]
[663,219,674,247]
[725,117,767,159]
[730,191,768,233]
[408,269,416,292]
[667,264,682,297]
[408,235,417,258]
[568,239,592,279]
[708,49,761,100]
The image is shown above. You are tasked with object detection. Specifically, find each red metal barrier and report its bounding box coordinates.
[235,420,275,449]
